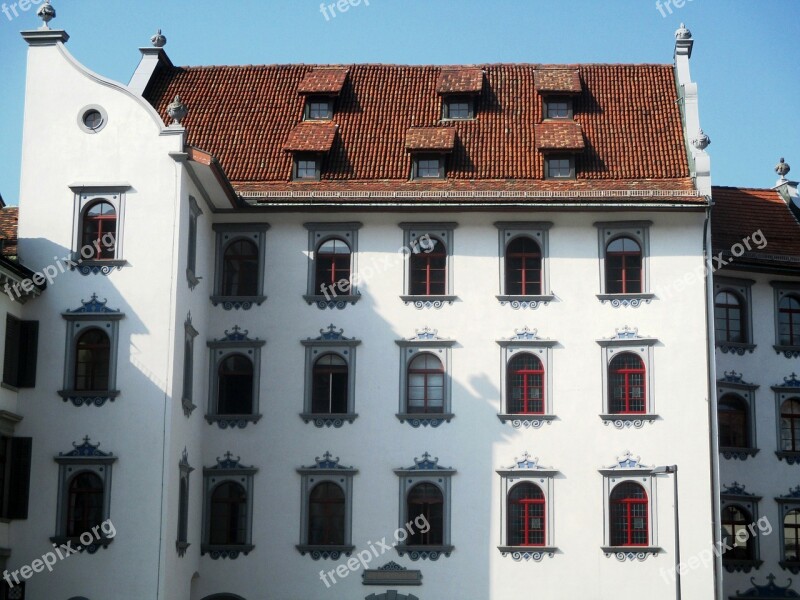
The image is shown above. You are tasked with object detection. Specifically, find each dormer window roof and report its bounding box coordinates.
[534,122,585,152]
[405,127,457,153]
[284,122,338,181]
[297,68,348,96]
[436,68,484,95]
[534,69,582,95]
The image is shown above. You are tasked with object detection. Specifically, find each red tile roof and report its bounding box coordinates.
[534,69,582,94]
[535,122,585,151]
[297,68,348,95]
[283,122,337,153]
[0,207,18,257]
[144,63,693,199]
[711,186,800,269]
[436,68,484,94]
[405,127,457,152]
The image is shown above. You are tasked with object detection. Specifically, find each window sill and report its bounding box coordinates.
[723,558,763,573]
[58,390,120,407]
[780,560,800,574]
[396,544,453,560]
[0,382,18,393]
[303,294,360,310]
[71,259,128,276]
[296,544,354,560]
[210,295,266,310]
[776,451,800,465]
[300,413,358,428]
[396,412,454,428]
[596,293,655,308]
[774,345,800,358]
[176,541,190,557]
[602,546,662,561]
[498,546,557,561]
[496,295,555,309]
[201,544,254,559]
[205,414,262,429]
[717,341,756,355]
[51,535,113,553]
[400,295,457,309]
[599,414,658,429]
[720,447,759,460]
[498,414,555,429]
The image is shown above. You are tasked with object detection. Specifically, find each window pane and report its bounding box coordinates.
[222,239,259,296]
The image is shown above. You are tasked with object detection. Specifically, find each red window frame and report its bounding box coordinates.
[610,482,649,547]
[605,236,642,294]
[505,236,542,296]
[314,238,351,295]
[74,328,110,391]
[217,354,254,416]
[66,472,104,537]
[779,295,800,346]
[722,505,754,560]
[609,353,646,414]
[80,201,116,260]
[507,353,544,414]
[718,394,749,448]
[784,510,800,562]
[222,239,259,297]
[508,482,545,546]
[407,483,444,546]
[781,399,800,452]
[308,482,345,546]
[209,481,247,546]
[715,291,745,343]
[409,239,446,296]
[407,353,445,414]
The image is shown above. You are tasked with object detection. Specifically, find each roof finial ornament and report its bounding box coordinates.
[675,23,692,40]
[151,29,167,48]
[692,129,710,150]
[167,95,188,125]
[36,0,56,30]
[776,157,791,181]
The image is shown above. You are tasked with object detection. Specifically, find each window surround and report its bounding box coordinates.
[717,371,759,460]
[202,452,257,559]
[52,436,116,551]
[69,184,130,275]
[494,222,554,308]
[496,327,557,428]
[772,373,800,464]
[721,482,763,572]
[595,221,654,305]
[182,313,199,417]
[395,328,455,427]
[776,485,800,573]
[496,452,558,561]
[293,153,323,181]
[58,294,124,407]
[596,327,657,428]
[714,276,755,353]
[399,222,458,308]
[441,95,475,120]
[177,448,194,556]
[410,154,446,181]
[300,325,360,428]
[303,222,362,309]
[598,451,662,560]
[772,282,800,357]
[394,452,455,560]
[543,154,575,180]
[206,327,265,428]
[211,224,269,310]
[186,196,203,290]
[296,451,357,560]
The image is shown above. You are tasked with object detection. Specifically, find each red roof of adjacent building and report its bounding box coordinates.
[534,122,585,151]
[283,122,338,153]
[144,63,695,201]
[711,186,800,269]
[0,207,18,257]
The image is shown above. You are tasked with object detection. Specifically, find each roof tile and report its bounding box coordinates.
[283,122,337,153]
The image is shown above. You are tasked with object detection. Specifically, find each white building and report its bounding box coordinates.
[3,6,727,599]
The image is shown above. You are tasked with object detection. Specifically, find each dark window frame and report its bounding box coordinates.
[303,96,334,121]
[543,95,573,120]
[442,95,475,120]
[411,154,446,180]
[293,153,322,181]
[544,154,575,180]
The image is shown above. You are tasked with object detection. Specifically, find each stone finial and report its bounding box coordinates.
[692,129,711,150]
[776,157,791,180]
[151,29,167,48]
[675,22,692,40]
[37,0,56,29]
[167,95,188,125]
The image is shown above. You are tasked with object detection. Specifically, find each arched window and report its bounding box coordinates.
[779,295,800,346]
[610,482,648,546]
[407,483,443,545]
[74,328,110,391]
[722,505,754,559]
[715,291,744,343]
[217,354,254,415]
[315,238,351,295]
[718,394,749,448]
[781,399,800,452]
[605,236,642,294]
[67,472,104,537]
[609,353,646,414]
[785,509,800,562]
[507,353,544,414]
[308,482,345,546]
[81,201,116,259]
[508,482,545,546]
[209,482,247,545]
[505,237,542,296]
[407,353,444,414]
[222,239,259,297]
[311,354,348,414]
[178,477,189,545]
[409,237,446,296]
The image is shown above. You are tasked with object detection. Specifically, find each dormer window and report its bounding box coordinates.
[297,68,348,121]
[545,155,575,180]
[544,96,573,120]
[304,97,334,121]
[405,127,456,181]
[436,68,483,121]
[284,121,337,182]
[412,154,446,180]
[442,95,474,120]
[294,154,321,181]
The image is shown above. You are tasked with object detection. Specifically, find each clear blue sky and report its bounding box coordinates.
[1,0,798,204]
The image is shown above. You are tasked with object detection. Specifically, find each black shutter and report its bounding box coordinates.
[7,437,31,519]
[2,315,20,388]
[18,321,38,388]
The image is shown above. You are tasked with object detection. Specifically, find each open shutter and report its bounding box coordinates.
[2,315,20,388]
[18,321,38,388]
[7,437,31,519]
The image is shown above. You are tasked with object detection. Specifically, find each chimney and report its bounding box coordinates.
[129,29,173,96]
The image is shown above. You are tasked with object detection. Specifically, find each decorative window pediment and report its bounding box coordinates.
[729,574,800,598]
[362,561,423,586]
[396,328,455,427]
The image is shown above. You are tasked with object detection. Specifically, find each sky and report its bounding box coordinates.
[0,0,798,204]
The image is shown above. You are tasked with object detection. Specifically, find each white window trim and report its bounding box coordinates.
[595,220,654,305]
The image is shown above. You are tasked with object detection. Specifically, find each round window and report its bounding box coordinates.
[82,109,104,130]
